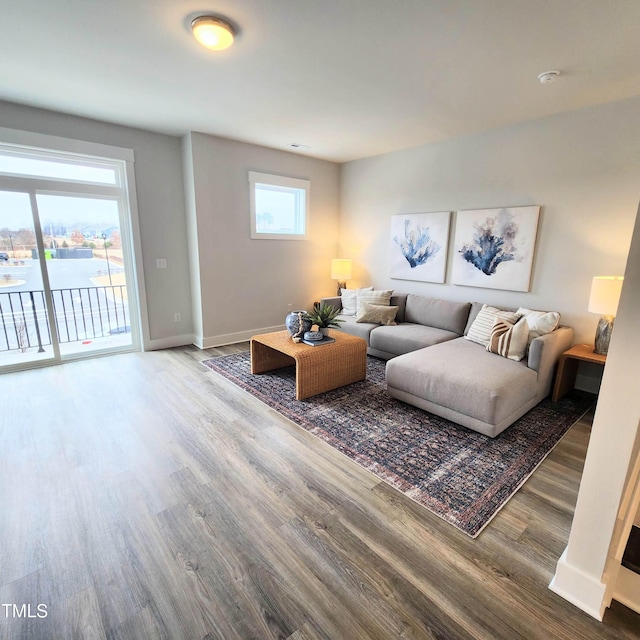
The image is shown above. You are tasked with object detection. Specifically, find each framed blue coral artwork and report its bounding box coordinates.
[451,206,540,291]
[390,212,451,283]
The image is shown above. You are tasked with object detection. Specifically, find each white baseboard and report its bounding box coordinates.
[145,334,195,351]
[549,548,607,620]
[199,325,285,350]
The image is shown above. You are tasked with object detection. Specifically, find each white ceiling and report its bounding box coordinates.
[1,0,639,163]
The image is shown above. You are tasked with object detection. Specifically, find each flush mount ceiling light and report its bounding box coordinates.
[538,70,560,84]
[191,16,235,51]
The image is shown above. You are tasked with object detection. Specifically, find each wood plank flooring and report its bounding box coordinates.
[1,344,639,639]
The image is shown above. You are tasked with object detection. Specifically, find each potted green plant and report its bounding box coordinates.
[304,302,344,335]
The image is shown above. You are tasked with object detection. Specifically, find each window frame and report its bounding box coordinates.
[249,171,310,240]
[0,146,121,187]
[0,127,150,358]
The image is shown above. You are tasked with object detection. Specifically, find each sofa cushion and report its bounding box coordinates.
[389,294,408,324]
[356,303,399,325]
[335,314,379,342]
[404,295,470,335]
[487,316,529,361]
[370,323,460,356]
[385,338,537,425]
[465,304,520,347]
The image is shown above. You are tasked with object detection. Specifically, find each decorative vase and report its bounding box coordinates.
[285,311,312,337]
[320,327,331,337]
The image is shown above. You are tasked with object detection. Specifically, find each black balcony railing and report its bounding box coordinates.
[0,286,130,353]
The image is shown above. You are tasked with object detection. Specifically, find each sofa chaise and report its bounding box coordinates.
[320,292,573,438]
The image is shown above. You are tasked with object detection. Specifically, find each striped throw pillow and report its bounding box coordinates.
[487,316,529,361]
[465,304,520,347]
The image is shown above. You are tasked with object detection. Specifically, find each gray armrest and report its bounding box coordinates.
[528,326,574,398]
[320,296,342,310]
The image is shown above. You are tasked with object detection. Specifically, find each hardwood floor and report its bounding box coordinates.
[1,344,638,639]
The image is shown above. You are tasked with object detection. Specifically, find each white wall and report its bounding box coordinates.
[340,97,640,349]
[550,203,640,619]
[0,100,193,348]
[184,132,340,347]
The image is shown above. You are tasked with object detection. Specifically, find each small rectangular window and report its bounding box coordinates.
[249,171,309,239]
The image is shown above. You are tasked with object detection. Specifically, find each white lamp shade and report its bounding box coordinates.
[331,259,352,281]
[588,276,624,316]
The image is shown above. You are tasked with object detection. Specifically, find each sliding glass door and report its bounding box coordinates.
[0,189,55,367]
[0,140,141,372]
[35,194,133,357]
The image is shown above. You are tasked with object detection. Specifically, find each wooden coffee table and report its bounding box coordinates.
[250,329,367,400]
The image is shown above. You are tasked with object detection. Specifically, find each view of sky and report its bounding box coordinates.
[255,184,300,232]
[1,191,119,232]
[0,153,121,232]
[0,154,116,185]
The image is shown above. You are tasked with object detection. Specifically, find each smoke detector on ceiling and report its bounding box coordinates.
[538,70,560,85]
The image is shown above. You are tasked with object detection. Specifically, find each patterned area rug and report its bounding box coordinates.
[202,352,593,537]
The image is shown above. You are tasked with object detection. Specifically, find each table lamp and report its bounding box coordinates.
[331,259,352,296]
[588,276,623,355]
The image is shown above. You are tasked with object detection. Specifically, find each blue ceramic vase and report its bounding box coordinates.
[285,311,312,337]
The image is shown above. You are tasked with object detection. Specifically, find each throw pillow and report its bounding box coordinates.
[356,303,399,325]
[517,307,560,343]
[465,304,520,347]
[340,286,374,316]
[487,316,529,362]
[356,290,393,318]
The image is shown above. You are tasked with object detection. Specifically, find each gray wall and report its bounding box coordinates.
[0,100,192,347]
[184,132,340,347]
[4,96,638,364]
[340,97,640,351]
[0,101,341,351]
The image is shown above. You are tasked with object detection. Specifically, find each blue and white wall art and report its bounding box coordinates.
[451,206,540,291]
[390,211,451,283]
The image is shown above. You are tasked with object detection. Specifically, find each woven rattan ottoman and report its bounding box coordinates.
[250,329,367,400]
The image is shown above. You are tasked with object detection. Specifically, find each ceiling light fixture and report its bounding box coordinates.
[191,16,235,51]
[538,70,560,84]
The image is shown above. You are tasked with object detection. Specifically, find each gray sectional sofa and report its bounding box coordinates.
[320,293,573,438]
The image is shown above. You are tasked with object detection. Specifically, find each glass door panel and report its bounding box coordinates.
[35,194,134,357]
[0,190,55,367]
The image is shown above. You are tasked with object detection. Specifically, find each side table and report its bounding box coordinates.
[552,344,606,402]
